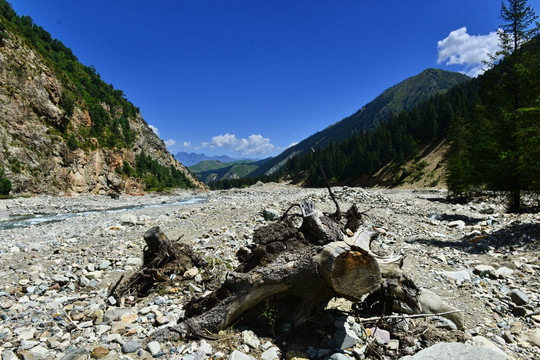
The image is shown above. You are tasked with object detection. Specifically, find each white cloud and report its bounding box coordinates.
[148,124,160,137]
[164,139,176,148]
[183,141,191,148]
[437,27,500,77]
[200,133,276,156]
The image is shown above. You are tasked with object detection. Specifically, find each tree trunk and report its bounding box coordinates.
[147,200,462,343]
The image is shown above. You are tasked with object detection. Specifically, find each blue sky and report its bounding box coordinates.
[10,1,540,158]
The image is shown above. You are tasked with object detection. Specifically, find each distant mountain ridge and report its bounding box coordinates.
[249,68,469,177]
[175,152,254,167]
[189,158,270,184]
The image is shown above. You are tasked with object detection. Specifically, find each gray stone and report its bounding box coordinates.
[122,341,142,354]
[27,346,48,357]
[20,340,40,350]
[466,336,510,358]
[15,328,36,341]
[398,342,508,360]
[94,325,111,336]
[120,214,138,226]
[417,289,464,330]
[103,308,131,323]
[333,322,361,349]
[430,316,457,330]
[525,328,540,347]
[188,283,202,292]
[228,350,251,360]
[329,354,354,360]
[473,265,497,279]
[78,276,90,287]
[59,348,90,360]
[106,333,123,344]
[1,350,18,360]
[262,209,280,221]
[184,340,214,360]
[98,260,111,270]
[439,270,471,283]
[52,274,70,285]
[126,257,142,266]
[27,243,43,252]
[371,327,391,345]
[146,341,161,356]
[479,206,496,214]
[241,330,260,349]
[198,340,213,355]
[448,220,466,229]
[508,289,528,305]
[495,266,514,278]
[261,347,280,360]
[183,268,199,279]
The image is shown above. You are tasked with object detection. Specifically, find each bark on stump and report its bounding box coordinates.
[110,200,464,343]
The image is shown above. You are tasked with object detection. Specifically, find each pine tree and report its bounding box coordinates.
[465,0,540,211]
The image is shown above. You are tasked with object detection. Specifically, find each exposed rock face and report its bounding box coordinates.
[0,28,203,195]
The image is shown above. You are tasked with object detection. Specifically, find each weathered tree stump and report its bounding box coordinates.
[147,199,463,344]
[111,226,204,300]
[110,198,463,343]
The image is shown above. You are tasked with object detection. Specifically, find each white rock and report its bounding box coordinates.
[126,257,142,266]
[147,341,161,355]
[439,270,471,283]
[241,330,260,349]
[466,336,510,358]
[524,328,540,348]
[98,260,111,270]
[183,268,199,279]
[229,350,252,360]
[86,271,103,280]
[495,266,514,278]
[120,214,138,226]
[261,347,281,360]
[448,220,466,229]
[95,325,111,336]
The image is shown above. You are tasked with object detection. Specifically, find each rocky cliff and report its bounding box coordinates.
[0,21,203,195]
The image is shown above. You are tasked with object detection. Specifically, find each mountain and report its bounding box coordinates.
[279,75,480,188]
[249,68,469,177]
[0,2,204,194]
[189,158,270,184]
[175,152,249,167]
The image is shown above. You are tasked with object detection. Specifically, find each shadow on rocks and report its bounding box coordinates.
[408,222,540,254]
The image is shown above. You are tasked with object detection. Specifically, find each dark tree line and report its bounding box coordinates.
[447,0,540,211]
[282,80,479,187]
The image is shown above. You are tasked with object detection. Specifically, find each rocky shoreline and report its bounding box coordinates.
[0,184,538,359]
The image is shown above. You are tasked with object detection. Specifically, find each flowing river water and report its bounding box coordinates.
[0,195,207,230]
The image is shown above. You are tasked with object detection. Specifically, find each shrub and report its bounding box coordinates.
[0,177,12,196]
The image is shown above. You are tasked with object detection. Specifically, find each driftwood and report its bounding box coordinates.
[111,227,205,300]
[141,199,463,343]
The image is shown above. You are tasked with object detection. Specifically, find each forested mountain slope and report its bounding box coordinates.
[0,1,203,195]
[250,69,469,177]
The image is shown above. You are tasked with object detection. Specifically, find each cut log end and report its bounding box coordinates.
[331,250,382,301]
[316,242,382,302]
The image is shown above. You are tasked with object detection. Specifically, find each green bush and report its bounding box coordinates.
[0,177,12,196]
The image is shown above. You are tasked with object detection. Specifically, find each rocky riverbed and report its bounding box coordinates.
[0,184,538,360]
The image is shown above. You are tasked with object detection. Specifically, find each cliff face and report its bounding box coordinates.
[0,26,203,195]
